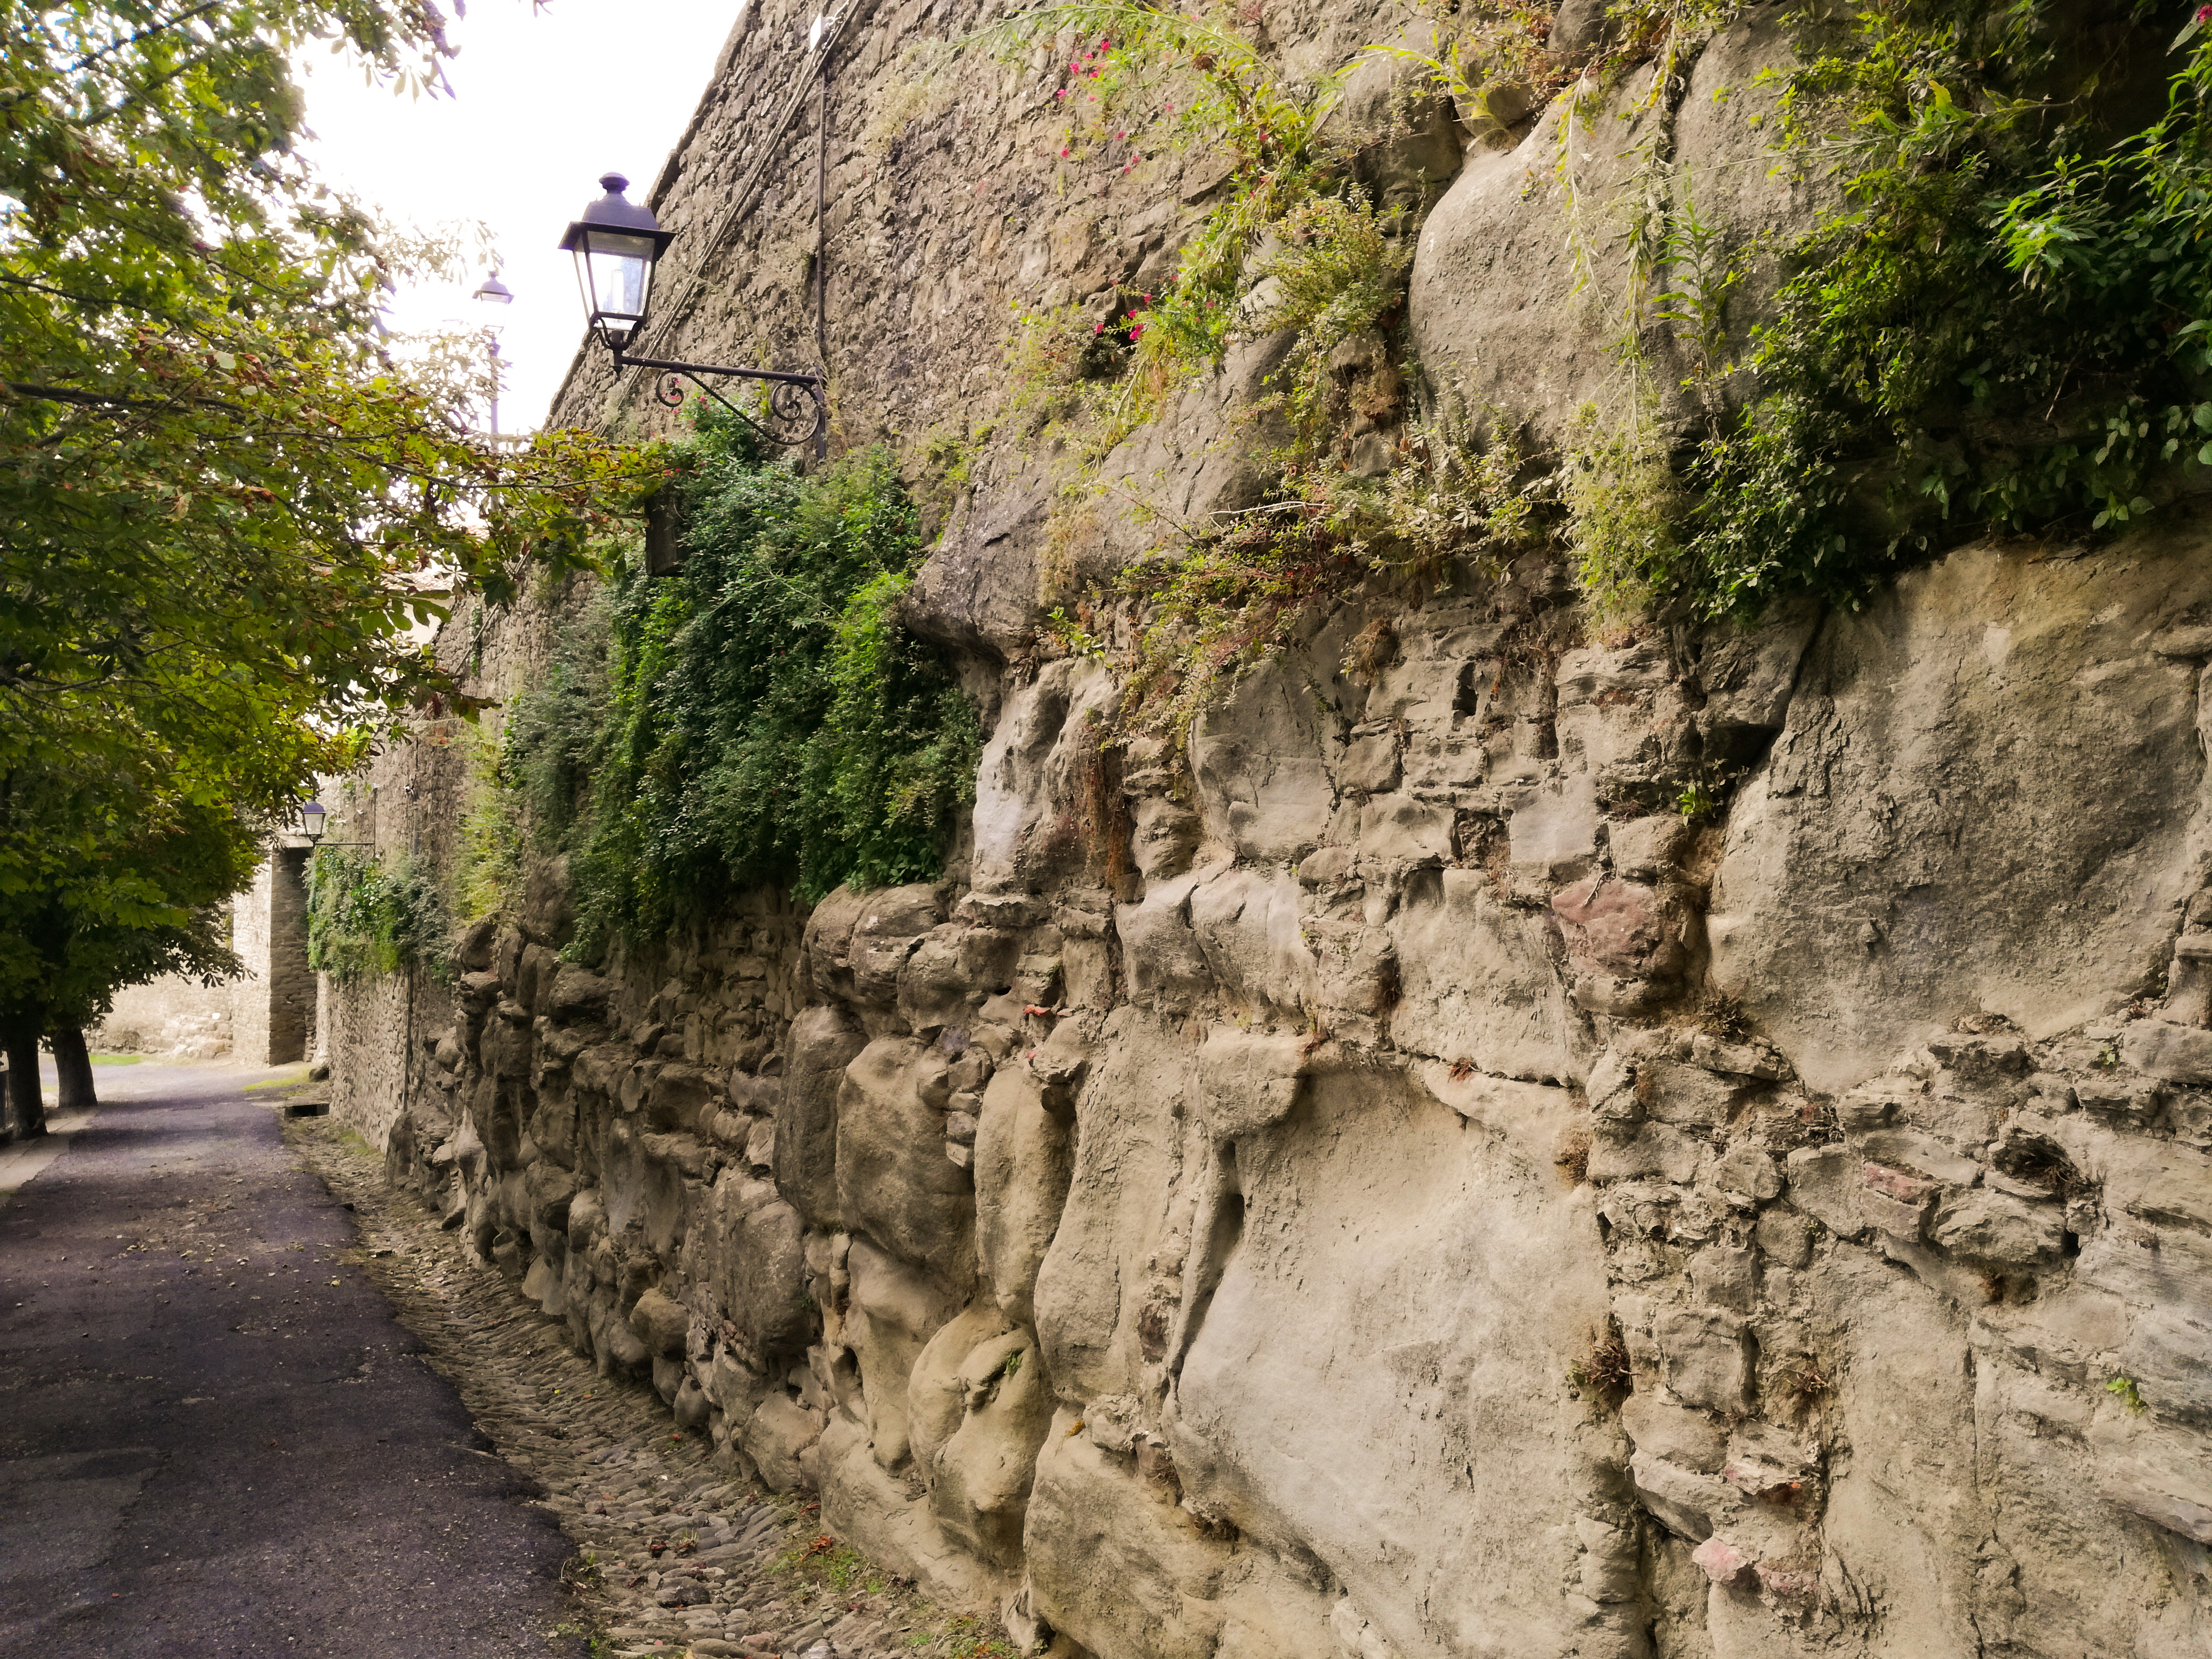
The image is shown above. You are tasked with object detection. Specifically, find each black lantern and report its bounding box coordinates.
[557,166,827,455]
[559,174,675,351]
[298,800,326,843]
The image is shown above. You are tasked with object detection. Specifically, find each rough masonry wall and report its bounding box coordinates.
[328,3,2212,1657]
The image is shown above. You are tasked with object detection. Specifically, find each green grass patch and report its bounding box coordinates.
[242,1067,313,1092]
[88,1053,143,1066]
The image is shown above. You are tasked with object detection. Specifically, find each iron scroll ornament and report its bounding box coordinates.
[630,351,828,450]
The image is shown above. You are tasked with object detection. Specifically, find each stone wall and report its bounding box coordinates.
[230,842,314,1065]
[93,972,235,1058]
[324,3,2212,1656]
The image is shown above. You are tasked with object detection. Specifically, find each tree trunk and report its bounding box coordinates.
[2,1017,44,1140]
[51,1027,95,1112]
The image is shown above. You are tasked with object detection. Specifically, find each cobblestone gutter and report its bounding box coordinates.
[288,1110,1024,1659]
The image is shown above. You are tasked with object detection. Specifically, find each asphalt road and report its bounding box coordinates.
[0,1061,581,1658]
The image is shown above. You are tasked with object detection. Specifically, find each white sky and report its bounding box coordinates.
[298,0,744,433]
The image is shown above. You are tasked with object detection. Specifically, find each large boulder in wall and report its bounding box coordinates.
[835,1035,975,1283]
[1033,1010,1196,1405]
[1162,1062,1611,1659]
[969,658,1119,892]
[974,1063,1075,1327]
[1710,531,2212,1093]
[1187,657,1340,864]
[704,1169,813,1363]
[1409,13,1822,453]
[777,1003,867,1228]
[1023,1409,1338,1659]
[845,1237,965,1473]
[907,1306,1054,1568]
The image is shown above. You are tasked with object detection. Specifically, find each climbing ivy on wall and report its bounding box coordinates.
[306,848,452,984]
[504,412,981,959]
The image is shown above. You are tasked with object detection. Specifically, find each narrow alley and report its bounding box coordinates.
[0,1062,579,1657]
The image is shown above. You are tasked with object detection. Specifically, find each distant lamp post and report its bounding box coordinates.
[558,171,826,451]
[297,800,327,843]
[472,271,515,438]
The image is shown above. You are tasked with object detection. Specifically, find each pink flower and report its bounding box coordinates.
[1095,321,1105,333]
[2200,4,2210,20]
[1059,145,1069,156]
[1128,323,1145,340]
[1055,88,1067,98]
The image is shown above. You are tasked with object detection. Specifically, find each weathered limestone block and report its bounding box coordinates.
[1035,1010,1193,1404]
[644,1062,716,1134]
[1411,13,1819,450]
[851,885,946,1009]
[1186,867,1317,1017]
[1356,794,1453,868]
[836,1035,975,1280]
[899,923,977,1032]
[969,659,1119,890]
[1187,658,1340,862]
[777,1003,865,1229]
[1116,870,1218,1009]
[845,1237,965,1473]
[1650,1306,1754,1414]
[1712,536,2212,1093]
[627,1285,688,1358]
[1506,776,1601,884]
[544,963,613,1023]
[1691,599,1822,761]
[803,886,872,1007]
[743,1393,825,1493]
[818,1415,1019,1607]
[520,853,574,949]
[1389,867,1575,1083]
[706,1172,812,1362]
[1022,1414,1233,1659]
[908,1303,1016,1478]
[975,1064,1076,1328]
[907,1316,1053,1568]
[1164,1065,1610,1659]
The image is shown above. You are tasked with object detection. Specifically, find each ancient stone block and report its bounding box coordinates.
[1651,1305,1754,1413]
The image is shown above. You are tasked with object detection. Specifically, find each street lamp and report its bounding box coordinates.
[557,172,826,451]
[298,800,327,843]
[472,271,514,438]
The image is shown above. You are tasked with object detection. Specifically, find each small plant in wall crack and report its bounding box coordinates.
[1774,1355,1832,1411]
[1567,1324,1633,1404]
[2106,1375,2149,1417]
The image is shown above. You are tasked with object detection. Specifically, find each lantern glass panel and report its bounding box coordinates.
[588,230,656,320]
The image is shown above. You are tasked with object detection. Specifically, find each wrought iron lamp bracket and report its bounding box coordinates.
[619,350,827,455]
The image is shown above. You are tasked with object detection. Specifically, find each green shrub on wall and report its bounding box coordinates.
[506,413,981,959]
[306,848,451,984]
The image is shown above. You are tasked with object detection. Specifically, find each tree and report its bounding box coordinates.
[1,0,663,1119]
